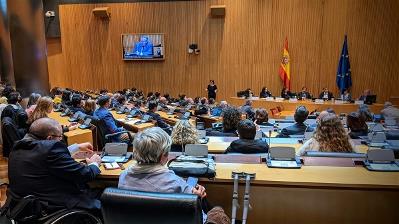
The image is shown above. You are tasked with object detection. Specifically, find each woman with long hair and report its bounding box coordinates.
[28,96,53,124]
[170,120,199,152]
[297,113,355,156]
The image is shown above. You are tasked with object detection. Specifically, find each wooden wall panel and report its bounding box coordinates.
[47,0,399,103]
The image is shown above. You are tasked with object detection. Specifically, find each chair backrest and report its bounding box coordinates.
[100,187,202,224]
[185,144,208,157]
[90,116,107,150]
[1,117,23,157]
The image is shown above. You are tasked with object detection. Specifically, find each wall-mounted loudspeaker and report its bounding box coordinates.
[210,5,225,17]
[93,7,110,19]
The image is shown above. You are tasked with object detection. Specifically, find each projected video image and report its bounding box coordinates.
[122,33,164,60]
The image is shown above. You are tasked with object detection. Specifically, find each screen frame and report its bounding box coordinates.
[121,33,166,61]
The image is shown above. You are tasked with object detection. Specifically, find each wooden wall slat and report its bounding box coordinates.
[47,0,399,103]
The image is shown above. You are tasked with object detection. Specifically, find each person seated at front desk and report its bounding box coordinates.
[147,101,171,134]
[94,95,130,142]
[358,89,372,101]
[170,120,199,152]
[277,106,314,137]
[158,97,169,110]
[319,87,334,100]
[297,113,356,156]
[347,112,368,139]
[7,118,102,213]
[255,108,274,126]
[225,119,269,154]
[207,107,240,137]
[194,97,209,116]
[281,87,292,100]
[259,87,272,98]
[299,86,312,100]
[342,89,352,102]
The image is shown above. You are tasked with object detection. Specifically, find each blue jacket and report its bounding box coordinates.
[94,107,124,135]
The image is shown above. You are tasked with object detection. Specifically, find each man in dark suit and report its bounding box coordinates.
[299,87,312,99]
[147,101,171,134]
[194,97,209,116]
[7,118,102,212]
[277,106,314,137]
[319,87,334,100]
[225,119,269,154]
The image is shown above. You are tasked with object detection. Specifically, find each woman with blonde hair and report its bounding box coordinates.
[170,120,199,152]
[83,99,96,116]
[297,113,355,156]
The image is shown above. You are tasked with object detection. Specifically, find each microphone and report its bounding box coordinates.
[268,130,272,147]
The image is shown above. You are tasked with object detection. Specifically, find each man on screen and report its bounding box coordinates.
[133,36,153,56]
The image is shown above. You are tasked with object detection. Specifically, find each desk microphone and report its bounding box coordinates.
[268,130,272,147]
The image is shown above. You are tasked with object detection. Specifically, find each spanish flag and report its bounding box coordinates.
[278,38,290,90]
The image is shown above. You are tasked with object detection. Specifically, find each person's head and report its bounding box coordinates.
[71,94,83,108]
[83,99,96,113]
[314,114,353,153]
[140,36,149,42]
[99,89,108,95]
[282,87,287,92]
[27,93,41,108]
[347,112,368,132]
[326,108,336,114]
[163,93,170,99]
[237,119,256,140]
[200,97,207,105]
[384,102,393,109]
[244,100,252,106]
[147,92,154,98]
[255,108,269,125]
[294,106,309,124]
[62,90,71,102]
[261,87,267,92]
[323,87,328,92]
[358,104,372,121]
[97,95,111,108]
[187,98,194,105]
[7,91,21,105]
[159,97,167,104]
[363,89,371,96]
[148,101,158,112]
[154,92,161,99]
[116,95,126,105]
[317,111,330,123]
[28,96,54,124]
[134,100,143,108]
[219,101,228,108]
[2,85,14,99]
[208,98,215,105]
[29,118,63,141]
[302,86,307,91]
[210,80,215,85]
[343,89,349,94]
[222,107,241,132]
[133,127,171,165]
[171,120,199,146]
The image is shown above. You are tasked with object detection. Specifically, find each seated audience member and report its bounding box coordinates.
[194,97,209,116]
[358,89,371,101]
[110,93,121,108]
[1,91,27,125]
[158,96,169,110]
[381,102,399,120]
[83,99,96,116]
[146,101,171,133]
[255,109,273,126]
[170,120,199,152]
[297,114,355,156]
[70,94,85,114]
[211,100,227,117]
[299,87,312,99]
[7,118,102,212]
[342,89,352,101]
[259,87,272,98]
[99,89,108,96]
[281,87,292,99]
[28,96,77,132]
[277,106,314,137]
[61,90,72,108]
[319,87,334,100]
[25,93,41,117]
[1,84,15,99]
[358,104,373,122]
[347,112,368,139]
[94,95,129,142]
[208,98,216,109]
[207,107,240,137]
[118,127,206,196]
[225,119,269,154]
[241,100,255,120]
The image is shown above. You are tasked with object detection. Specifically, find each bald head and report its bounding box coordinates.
[29,118,62,140]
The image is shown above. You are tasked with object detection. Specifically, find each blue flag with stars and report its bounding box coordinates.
[336,35,352,94]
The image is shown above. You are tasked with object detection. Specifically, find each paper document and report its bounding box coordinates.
[270,160,298,167]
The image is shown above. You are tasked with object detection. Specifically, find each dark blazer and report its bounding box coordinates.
[349,130,368,139]
[319,91,334,100]
[241,105,255,120]
[281,90,292,99]
[8,135,101,210]
[170,144,186,152]
[257,122,274,127]
[277,123,314,137]
[225,139,269,154]
[194,105,208,116]
[259,90,272,98]
[299,91,312,99]
[147,111,170,129]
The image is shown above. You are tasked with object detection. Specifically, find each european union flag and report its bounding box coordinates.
[336,35,352,94]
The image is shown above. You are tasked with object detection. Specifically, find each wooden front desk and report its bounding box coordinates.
[229,97,385,114]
